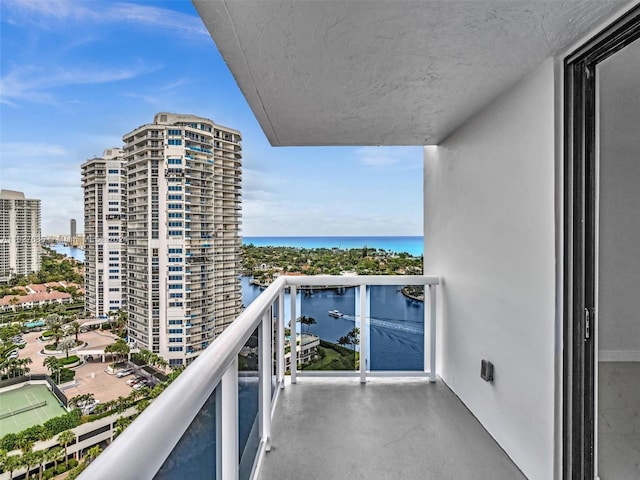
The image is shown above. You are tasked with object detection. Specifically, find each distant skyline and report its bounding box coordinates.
[0,0,423,237]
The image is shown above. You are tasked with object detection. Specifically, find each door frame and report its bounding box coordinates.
[563,6,640,479]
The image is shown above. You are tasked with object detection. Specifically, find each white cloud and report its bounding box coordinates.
[3,0,208,36]
[0,62,158,105]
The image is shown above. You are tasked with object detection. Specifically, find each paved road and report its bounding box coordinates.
[17,330,134,402]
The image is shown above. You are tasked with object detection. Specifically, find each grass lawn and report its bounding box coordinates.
[303,341,356,371]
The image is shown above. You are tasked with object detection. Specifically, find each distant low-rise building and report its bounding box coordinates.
[0,290,73,312]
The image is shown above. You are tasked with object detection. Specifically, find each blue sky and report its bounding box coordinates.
[0,0,423,237]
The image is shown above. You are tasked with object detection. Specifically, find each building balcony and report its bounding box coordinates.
[79,274,520,480]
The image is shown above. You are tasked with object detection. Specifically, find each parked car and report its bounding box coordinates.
[8,350,18,359]
[117,368,134,378]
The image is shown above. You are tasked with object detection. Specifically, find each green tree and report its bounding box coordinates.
[43,356,62,384]
[299,315,317,334]
[347,327,360,351]
[85,445,102,464]
[105,338,129,364]
[32,449,45,480]
[48,322,63,350]
[57,430,75,468]
[67,321,82,342]
[58,337,76,359]
[47,446,64,470]
[135,398,150,414]
[113,416,132,438]
[3,453,22,480]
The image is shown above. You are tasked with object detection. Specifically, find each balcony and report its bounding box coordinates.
[82,274,523,479]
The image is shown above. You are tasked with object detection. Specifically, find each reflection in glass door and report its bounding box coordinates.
[596,37,640,480]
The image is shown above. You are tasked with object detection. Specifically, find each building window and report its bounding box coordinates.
[167,158,182,164]
[168,139,182,146]
[168,284,182,290]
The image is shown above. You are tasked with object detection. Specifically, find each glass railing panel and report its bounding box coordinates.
[368,284,424,371]
[154,385,217,479]
[298,285,357,371]
[238,327,259,480]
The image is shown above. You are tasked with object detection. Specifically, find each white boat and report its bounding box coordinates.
[328,309,344,318]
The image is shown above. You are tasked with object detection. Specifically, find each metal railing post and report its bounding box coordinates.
[290,285,297,384]
[221,358,239,480]
[259,314,272,451]
[359,284,367,384]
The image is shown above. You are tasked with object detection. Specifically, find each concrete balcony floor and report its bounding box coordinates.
[260,377,526,480]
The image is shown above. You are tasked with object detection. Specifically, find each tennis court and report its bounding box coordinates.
[0,384,67,435]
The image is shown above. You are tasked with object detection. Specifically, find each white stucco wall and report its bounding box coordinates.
[597,41,640,360]
[424,59,557,480]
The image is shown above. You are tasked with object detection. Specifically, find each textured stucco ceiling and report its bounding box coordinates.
[194,0,635,146]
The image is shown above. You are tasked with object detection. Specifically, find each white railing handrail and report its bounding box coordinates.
[82,276,286,480]
[81,274,438,480]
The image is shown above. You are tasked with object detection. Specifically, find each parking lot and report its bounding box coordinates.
[16,330,135,402]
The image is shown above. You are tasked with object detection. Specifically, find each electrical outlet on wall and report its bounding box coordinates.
[481,359,494,382]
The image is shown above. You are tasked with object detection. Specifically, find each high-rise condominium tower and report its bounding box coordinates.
[70,218,77,238]
[124,113,242,367]
[0,190,41,283]
[82,149,127,318]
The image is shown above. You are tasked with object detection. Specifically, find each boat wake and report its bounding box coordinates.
[341,315,423,335]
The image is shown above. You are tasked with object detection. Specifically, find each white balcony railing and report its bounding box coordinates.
[81,274,439,480]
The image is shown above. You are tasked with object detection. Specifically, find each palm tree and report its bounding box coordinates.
[85,445,102,464]
[49,322,63,349]
[114,416,132,438]
[135,398,150,414]
[17,440,34,480]
[154,356,168,371]
[16,358,32,377]
[59,336,76,359]
[299,315,316,334]
[115,396,128,414]
[57,430,75,468]
[68,320,82,342]
[347,327,360,351]
[37,426,53,443]
[32,450,45,480]
[47,446,64,471]
[3,454,22,480]
[43,356,62,383]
